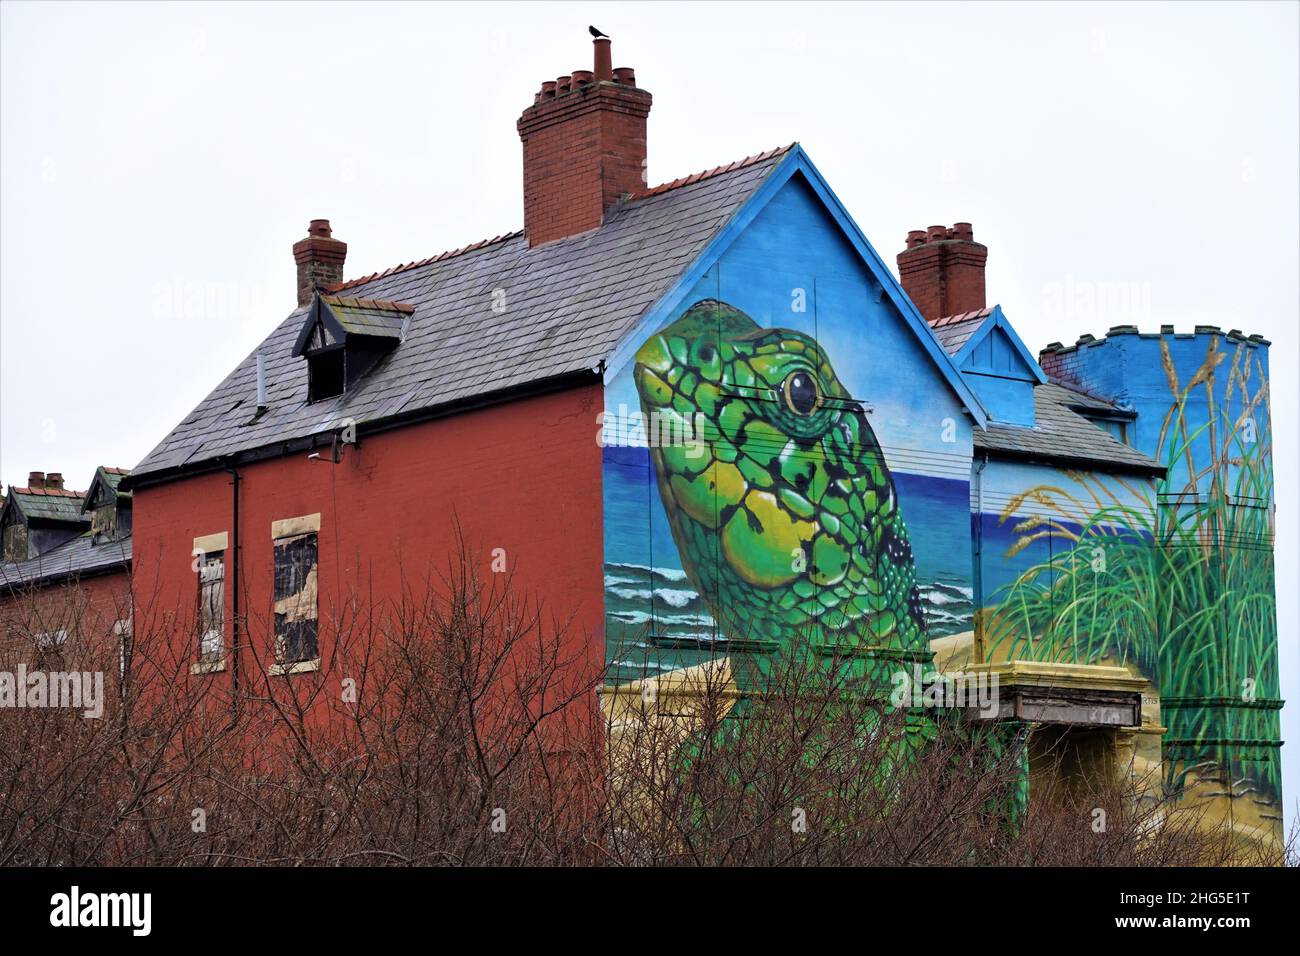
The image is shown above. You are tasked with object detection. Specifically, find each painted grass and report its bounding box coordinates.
[984,337,1280,798]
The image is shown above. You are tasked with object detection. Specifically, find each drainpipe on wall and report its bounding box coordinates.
[224,462,241,727]
[972,453,989,662]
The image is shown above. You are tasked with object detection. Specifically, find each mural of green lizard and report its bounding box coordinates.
[631,297,1028,818]
[633,298,930,676]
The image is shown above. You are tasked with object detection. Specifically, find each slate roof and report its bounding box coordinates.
[325,295,412,338]
[0,533,131,589]
[292,295,414,357]
[82,466,133,512]
[929,309,1153,473]
[131,146,794,483]
[975,382,1161,475]
[2,487,89,524]
[929,308,994,355]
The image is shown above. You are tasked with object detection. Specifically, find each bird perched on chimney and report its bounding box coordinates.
[588,25,609,39]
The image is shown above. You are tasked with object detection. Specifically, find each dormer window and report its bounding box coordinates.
[1083,414,1130,446]
[83,466,133,544]
[308,346,346,402]
[292,293,413,404]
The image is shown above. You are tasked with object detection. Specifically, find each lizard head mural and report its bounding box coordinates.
[632,298,928,674]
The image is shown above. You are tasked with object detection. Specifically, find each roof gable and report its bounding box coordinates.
[948,305,1047,385]
[604,146,990,427]
[82,466,132,514]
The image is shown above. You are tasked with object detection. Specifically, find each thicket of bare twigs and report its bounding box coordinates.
[0,541,1290,866]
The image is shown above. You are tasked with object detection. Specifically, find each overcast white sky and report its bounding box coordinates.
[2,0,1297,821]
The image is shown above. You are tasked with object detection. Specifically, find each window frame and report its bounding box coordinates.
[270,514,321,675]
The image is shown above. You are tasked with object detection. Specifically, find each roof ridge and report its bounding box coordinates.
[322,294,416,313]
[330,231,524,293]
[629,143,796,200]
[1045,377,1122,407]
[325,145,794,296]
[929,307,994,328]
[11,487,85,498]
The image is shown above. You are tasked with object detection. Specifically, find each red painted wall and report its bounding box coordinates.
[129,384,606,728]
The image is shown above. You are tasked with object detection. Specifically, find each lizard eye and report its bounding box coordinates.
[782,371,819,416]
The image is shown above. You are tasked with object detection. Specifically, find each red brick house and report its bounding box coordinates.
[0,468,133,667]
[117,30,1281,841]
[123,36,678,708]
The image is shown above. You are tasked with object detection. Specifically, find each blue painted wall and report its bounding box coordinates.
[601,171,976,682]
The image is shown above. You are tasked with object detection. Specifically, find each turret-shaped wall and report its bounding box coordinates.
[1040,326,1280,833]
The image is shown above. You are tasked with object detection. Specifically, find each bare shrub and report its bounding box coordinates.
[0,540,1287,867]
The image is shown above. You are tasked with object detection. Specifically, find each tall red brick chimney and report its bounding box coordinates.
[293,219,347,307]
[517,37,652,247]
[896,222,987,323]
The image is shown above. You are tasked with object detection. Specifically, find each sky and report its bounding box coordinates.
[2,1,1297,822]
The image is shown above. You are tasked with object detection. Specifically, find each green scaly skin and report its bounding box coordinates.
[633,298,1026,826]
[634,298,930,681]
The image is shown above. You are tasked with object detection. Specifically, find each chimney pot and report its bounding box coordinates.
[593,37,613,81]
[613,66,636,86]
[572,69,594,88]
[27,470,45,490]
[556,75,572,94]
[540,80,557,98]
[897,221,988,323]
[45,472,64,490]
[292,220,348,307]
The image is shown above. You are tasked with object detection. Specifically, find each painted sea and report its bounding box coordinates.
[605,560,974,640]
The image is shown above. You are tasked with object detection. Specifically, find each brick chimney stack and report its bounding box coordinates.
[896,222,988,323]
[517,36,652,247]
[292,219,347,308]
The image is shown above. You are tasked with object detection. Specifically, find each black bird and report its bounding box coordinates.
[589,25,609,39]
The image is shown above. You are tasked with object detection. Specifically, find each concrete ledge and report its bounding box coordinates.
[269,658,320,676]
[961,660,1148,727]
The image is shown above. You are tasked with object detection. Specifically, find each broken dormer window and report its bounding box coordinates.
[85,467,132,544]
[308,346,346,403]
[292,293,413,404]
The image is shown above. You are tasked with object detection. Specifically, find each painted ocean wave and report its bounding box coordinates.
[604,563,974,641]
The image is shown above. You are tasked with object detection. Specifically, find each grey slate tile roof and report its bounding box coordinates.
[320,296,411,340]
[0,533,131,588]
[131,148,792,481]
[929,308,993,355]
[975,383,1160,475]
[5,488,90,524]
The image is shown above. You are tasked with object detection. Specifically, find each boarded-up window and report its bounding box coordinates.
[2,522,28,562]
[273,532,319,664]
[198,551,225,663]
